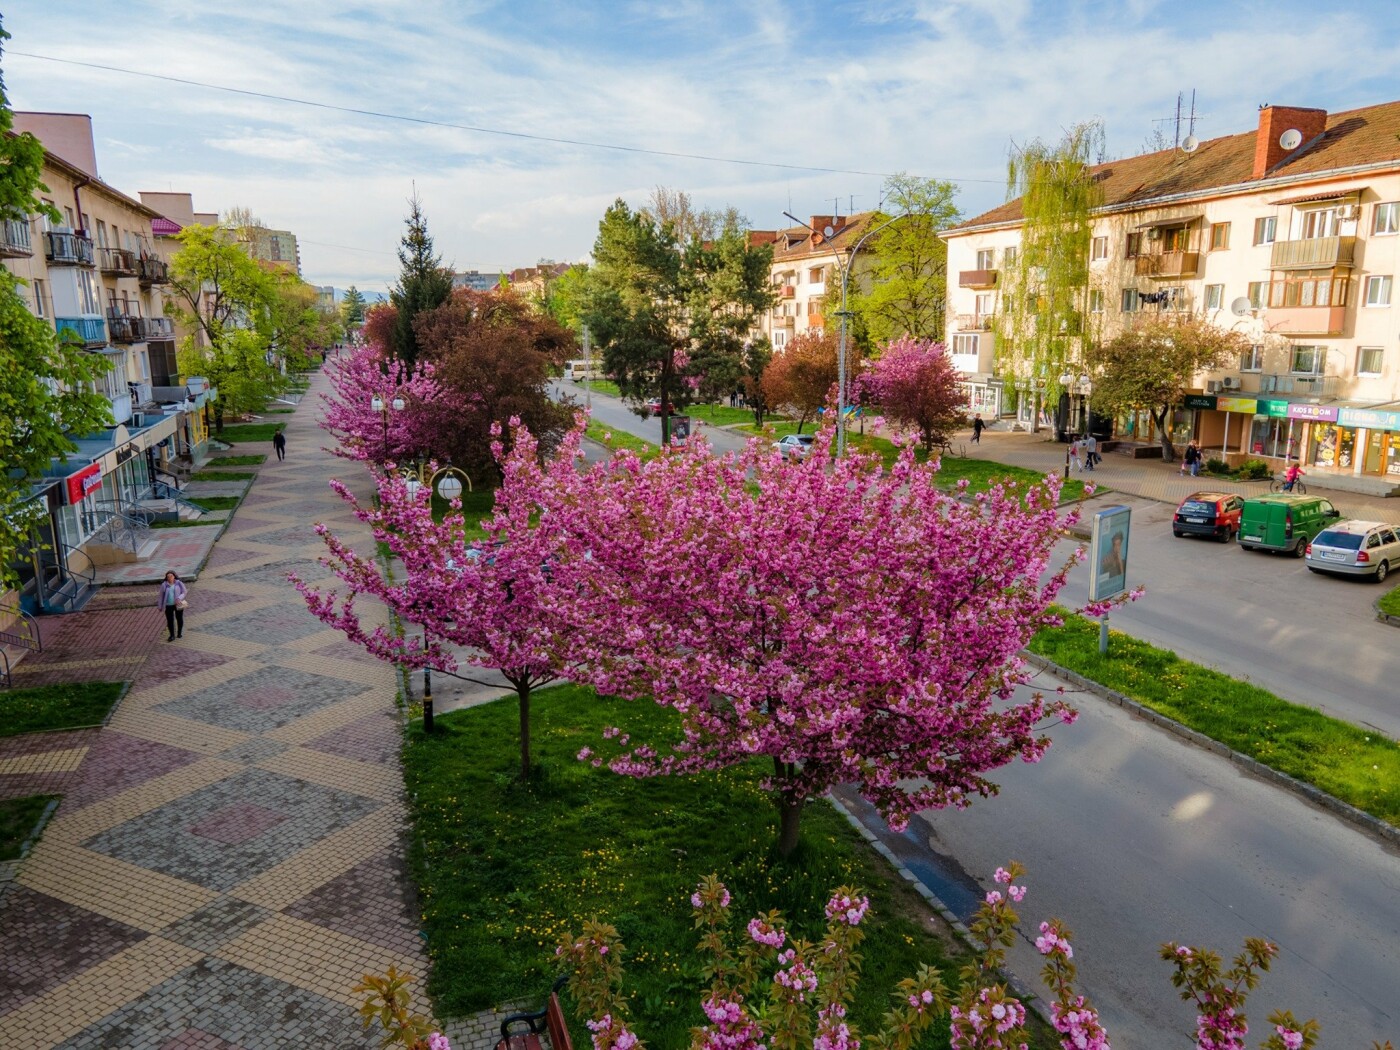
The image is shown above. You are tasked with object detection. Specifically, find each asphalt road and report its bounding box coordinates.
[837,669,1400,1047]
[554,380,753,456]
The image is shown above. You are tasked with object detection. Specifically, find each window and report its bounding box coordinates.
[78,270,101,314]
[1121,288,1140,312]
[952,333,980,357]
[1300,208,1338,239]
[1364,275,1392,306]
[809,267,823,283]
[1161,286,1189,311]
[1240,345,1264,372]
[1161,225,1191,252]
[1125,232,1143,258]
[1253,216,1276,245]
[1268,274,1349,308]
[773,330,788,350]
[1088,289,1104,313]
[1210,222,1231,250]
[1204,284,1225,310]
[974,292,994,317]
[95,220,108,249]
[1374,203,1399,235]
[1090,236,1108,261]
[136,348,151,382]
[1247,281,1266,308]
[1003,245,1018,266]
[32,278,47,317]
[976,248,995,270]
[63,205,75,227]
[1290,345,1324,375]
[1358,346,1384,375]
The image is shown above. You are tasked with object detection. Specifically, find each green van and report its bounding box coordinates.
[1239,494,1341,557]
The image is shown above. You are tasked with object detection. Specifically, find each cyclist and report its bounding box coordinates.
[1282,461,1305,492]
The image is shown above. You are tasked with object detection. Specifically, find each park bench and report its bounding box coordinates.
[497,977,573,1050]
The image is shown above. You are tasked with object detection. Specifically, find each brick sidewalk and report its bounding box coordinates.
[0,370,432,1049]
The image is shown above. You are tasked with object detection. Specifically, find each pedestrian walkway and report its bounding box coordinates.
[0,370,430,1049]
[959,425,1400,524]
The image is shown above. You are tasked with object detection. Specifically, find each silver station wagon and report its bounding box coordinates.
[1305,520,1400,582]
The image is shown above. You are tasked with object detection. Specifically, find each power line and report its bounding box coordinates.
[9,50,1004,185]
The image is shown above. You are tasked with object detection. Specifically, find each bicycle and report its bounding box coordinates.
[1269,475,1307,494]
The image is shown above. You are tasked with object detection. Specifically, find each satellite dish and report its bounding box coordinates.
[1279,128,1303,150]
[1180,135,1200,154]
[1230,296,1253,317]
[822,225,835,238]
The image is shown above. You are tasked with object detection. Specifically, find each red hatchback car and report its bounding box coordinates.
[1173,491,1244,542]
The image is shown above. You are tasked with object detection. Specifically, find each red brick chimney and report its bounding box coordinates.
[1253,105,1327,178]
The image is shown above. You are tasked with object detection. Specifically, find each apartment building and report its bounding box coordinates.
[238,225,301,275]
[945,101,1400,490]
[750,213,878,350]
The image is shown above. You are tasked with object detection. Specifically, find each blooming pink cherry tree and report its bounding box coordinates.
[319,340,464,464]
[862,336,968,455]
[295,419,592,778]
[569,423,1083,856]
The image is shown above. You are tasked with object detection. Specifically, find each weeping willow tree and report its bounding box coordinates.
[994,121,1105,433]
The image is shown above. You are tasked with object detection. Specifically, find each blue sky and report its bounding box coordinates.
[6,0,1400,294]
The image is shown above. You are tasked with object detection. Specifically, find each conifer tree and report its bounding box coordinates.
[389,194,452,369]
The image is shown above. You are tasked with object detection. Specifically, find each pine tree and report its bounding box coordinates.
[341,285,367,327]
[389,194,453,368]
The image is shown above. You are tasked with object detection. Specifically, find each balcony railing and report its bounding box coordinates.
[145,316,175,339]
[1253,373,1341,397]
[1265,304,1347,336]
[138,255,169,285]
[958,269,999,289]
[779,285,795,298]
[955,313,995,331]
[55,316,108,346]
[1269,236,1356,270]
[772,314,795,328]
[98,247,138,276]
[1,218,33,258]
[1133,251,1200,278]
[43,231,96,267]
[107,313,148,343]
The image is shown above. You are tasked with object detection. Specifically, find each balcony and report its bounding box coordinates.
[107,313,148,343]
[1266,304,1347,336]
[955,313,994,332]
[959,269,999,289]
[1254,373,1341,397]
[779,285,795,299]
[55,316,108,346]
[1269,236,1356,271]
[145,316,175,339]
[128,381,154,406]
[772,314,795,329]
[1,218,33,258]
[98,247,138,276]
[1133,251,1200,278]
[138,255,169,286]
[43,231,96,267]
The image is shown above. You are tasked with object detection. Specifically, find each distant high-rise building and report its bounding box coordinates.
[238,226,302,276]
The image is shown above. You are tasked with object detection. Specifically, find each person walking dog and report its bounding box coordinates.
[157,570,188,641]
[272,430,287,461]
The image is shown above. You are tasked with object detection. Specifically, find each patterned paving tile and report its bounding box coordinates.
[158,897,272,954]
[283,851,422,956]
[80,767,382,891]
[0,887,147,1014]
[214,738,289,765]
[188,802,288,845]
[128,646,234,687]
[154,666,353,733]
[196,606,328,646]
[302,712,400,766]
[52,958,374,1050]
[232,524,325,547]
[219,559,332,588]
[63,732,204,809]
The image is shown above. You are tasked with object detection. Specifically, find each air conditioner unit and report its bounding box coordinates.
[1221,376,1241,390]
[1337,204,1358,221]
[1206,380,1222,393]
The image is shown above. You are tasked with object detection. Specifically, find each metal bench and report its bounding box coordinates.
[497,977,573,1050]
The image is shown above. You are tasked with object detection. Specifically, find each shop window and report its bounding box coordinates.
[1239,345,1264,372]
[1121,288,1140,312]
[1357,346,1384,376]
[1373,203,1399,236]
[1090,236,1108,261]
[1210,222,1231,250]
[1364,275,1392,306]
[1290,345,1324,375]
[1253,216,1276,245]
[1204,284,1224,310]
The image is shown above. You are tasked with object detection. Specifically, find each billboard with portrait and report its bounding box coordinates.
[1089,505,1130,603]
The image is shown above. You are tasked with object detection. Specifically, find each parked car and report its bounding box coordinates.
[645,398,675,415]
[1238,494,1341,557]
[1172,491,1244,542]
[1305,520,1400,581]
[774,434,815,460]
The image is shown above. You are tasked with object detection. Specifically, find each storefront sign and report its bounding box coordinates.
[1337,407,1400,432]
[1217,397,1258,414]
[1255,399,1289,418]
[1286,404,1338,422]
[1184,394,1216,410]
[64,462,103,504]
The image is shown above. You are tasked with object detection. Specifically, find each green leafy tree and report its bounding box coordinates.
[341,285,367,328]
[1088,313,1246,461]
[389,193,453,369]
[1,20,113,585]
[542,264,589,333]
[741,339,773,426]
[995,121,1106,432]
[846,173,961,343]
[682,227,776,403]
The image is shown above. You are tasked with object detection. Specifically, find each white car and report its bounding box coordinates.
[774,434,815,460]
[1305,520,1400,581]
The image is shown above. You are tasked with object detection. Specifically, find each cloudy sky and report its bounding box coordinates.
[6,1,1400,295]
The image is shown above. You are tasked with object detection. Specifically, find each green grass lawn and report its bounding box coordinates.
[585,419,661,461]
[0,795,58,861]
[216,423,286,443]
[684,403,762,427]
[191,496,243,512]
[208,454,266,466]
[572,378,622,398]
[192,470,256,481]
[1379,585,1400,618]
[403,686,973,1048]
[0,681,126,737]
[1030,611,1400,826]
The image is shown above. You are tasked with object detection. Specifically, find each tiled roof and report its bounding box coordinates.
[950,98,1400,233]
[151,216,183,237]
[757,212,882,265]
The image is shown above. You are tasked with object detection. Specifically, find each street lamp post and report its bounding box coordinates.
[370,394,405,464]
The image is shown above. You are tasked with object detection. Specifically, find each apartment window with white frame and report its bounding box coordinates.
[1090,235,1108,261]
[78,271,102,314]
[773,330,788,350]
[1003,245,1018,266]
[952,333,980,357]
[32,278,48,318]
[137,348,152,382]
[1364,275,1392,306]
[1210,222,1231,250]
[974,292,994,318]
[808,267,823,283]
[1239,344,1264,372]
[1290,345,1324,375]
[1300,208,1339,240]
[1121,288,1140,312]
[1247,281,1266,309]
[976,248,995,270]
[1253,216,1277,245]
[1088,288,1104,313]
[95,220,108,249]
[1204,284,1224,310]
[1357,346,1384,376]
[1373,203,1399,235]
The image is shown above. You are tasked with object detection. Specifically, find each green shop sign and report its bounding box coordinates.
[1254,398,1289,418]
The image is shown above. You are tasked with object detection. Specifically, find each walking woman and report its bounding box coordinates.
[157,570,188,641]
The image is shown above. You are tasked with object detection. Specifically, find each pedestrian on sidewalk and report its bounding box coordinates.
[1085,433,1098,470]
[1188,441,1202,477]
[273,430,286,461]
[1068,436,1083,472]
[972,413,985,443]
[157,571,188,641]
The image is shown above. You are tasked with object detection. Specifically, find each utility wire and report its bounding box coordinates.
[9,49,1004,185]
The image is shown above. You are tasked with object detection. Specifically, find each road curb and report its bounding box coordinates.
[1022,652,1400,850]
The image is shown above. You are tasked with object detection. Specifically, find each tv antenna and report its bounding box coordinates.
[1153,90,1202,149]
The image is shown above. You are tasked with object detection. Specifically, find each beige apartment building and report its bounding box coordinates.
[751,214,878,350]
[945,100,1400,492]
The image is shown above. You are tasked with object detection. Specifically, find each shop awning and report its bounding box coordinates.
[1135,214,1202,229]
[1268,189,1364,206]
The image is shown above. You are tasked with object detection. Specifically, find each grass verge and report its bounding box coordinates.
[585,419,660,461]
[1378,585,1400,619]
[208,454,266,466]
[0,795,58,861]
[1029,611,1400,825]
[0,681,126,737]
[569,377,622,398]
[216,423,285,443]
[684,403,764,427]
[404,685,972,1048]
[190,496,243,512]
[192,470,256,481]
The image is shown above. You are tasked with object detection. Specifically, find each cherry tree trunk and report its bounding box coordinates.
[517,680,532,780]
